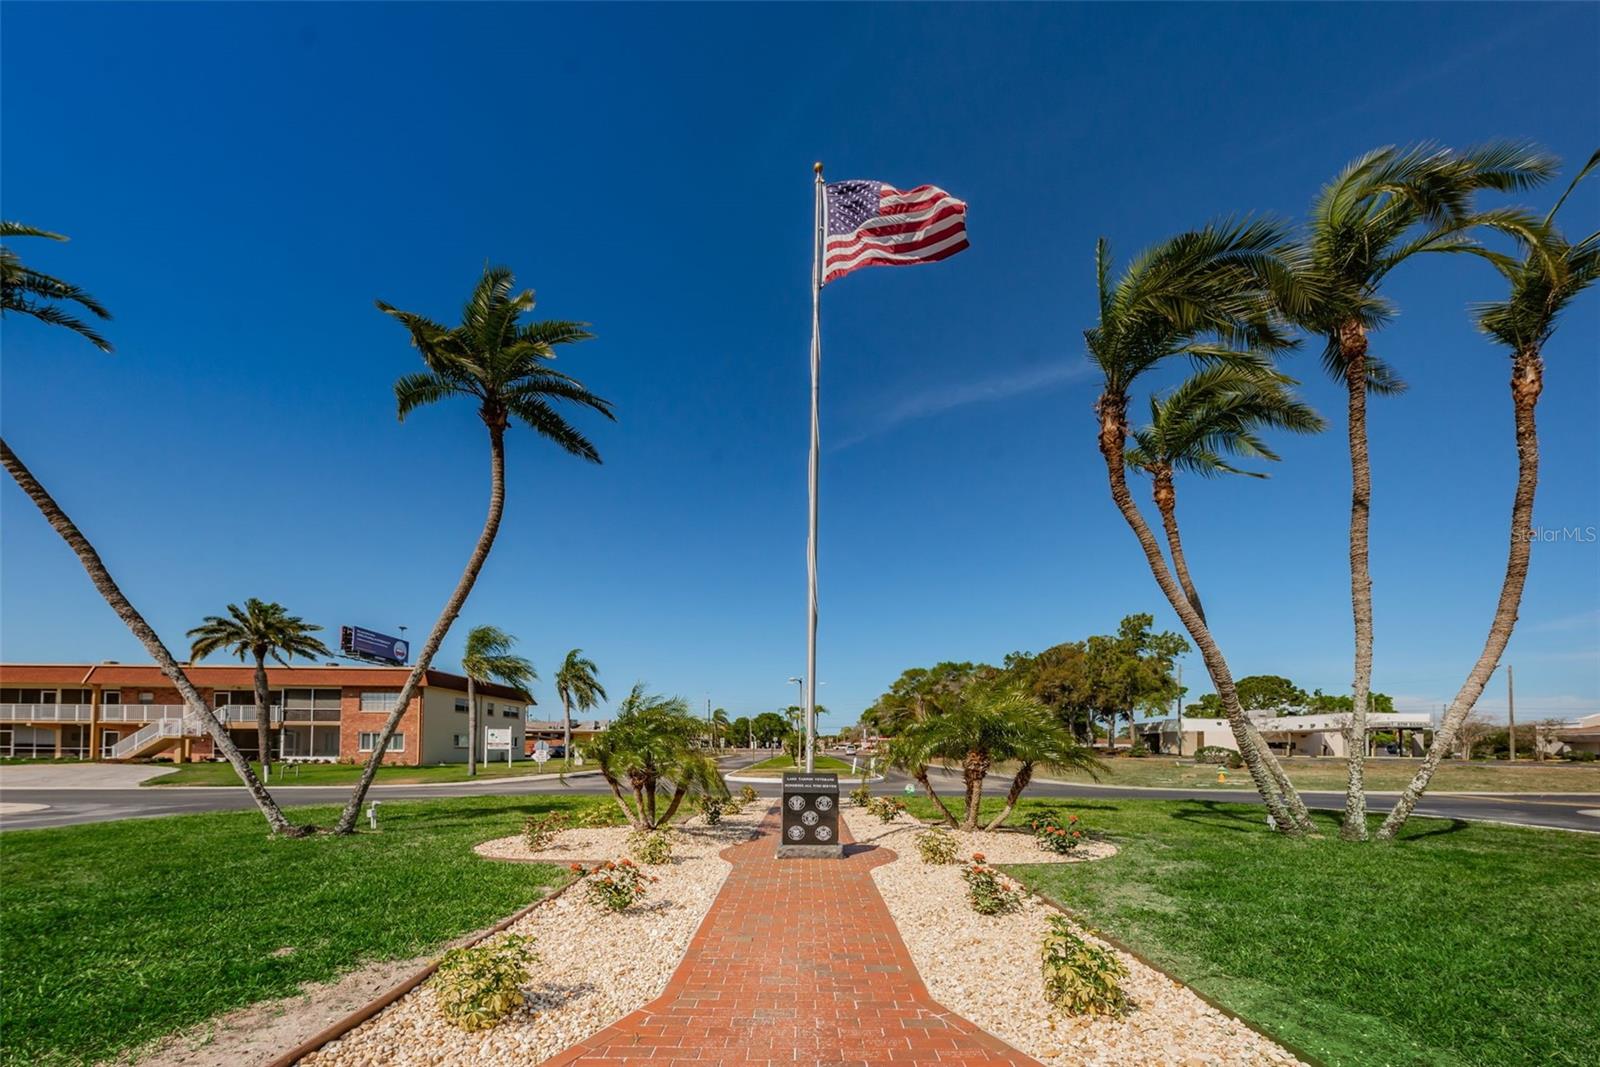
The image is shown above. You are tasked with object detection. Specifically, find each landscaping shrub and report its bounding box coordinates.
[738,784,758,803]
[1028,812,1084,854]
[961,853,1022,915]
[866,796,905,823]
[430,934,537,1031]
[521,811,569,851]
[850,782,872,808]
[573,860,656,912]
[575,804,619,829]
[1040,916,1130,1018]
[699,796,725,825]
[628,828,673,865]
[1194,745,1244,769]
[722,795,744,816]
[1128,740,1150,757]
[915,827,958,865]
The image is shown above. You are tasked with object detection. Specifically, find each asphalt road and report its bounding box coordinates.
[3,755,1597,833]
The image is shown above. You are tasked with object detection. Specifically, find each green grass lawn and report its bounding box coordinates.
[143,759,585,786]
[0,795,619,1067]
[997,754,1600,793]
[741,754,855,773]
[902,794,1600,1067]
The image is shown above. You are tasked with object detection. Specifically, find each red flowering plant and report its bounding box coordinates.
[1027,811,1084,855]
[573,858,658,912]
[961,852,1022,915]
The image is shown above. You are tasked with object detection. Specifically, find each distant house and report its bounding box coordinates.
[523,718,606,756]
[1137,709,1434,758]
[1544,713,1600,758]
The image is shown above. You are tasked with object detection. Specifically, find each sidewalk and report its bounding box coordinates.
[543,806,1037,1067]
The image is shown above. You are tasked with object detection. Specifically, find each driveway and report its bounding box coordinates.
[0,763,174,789]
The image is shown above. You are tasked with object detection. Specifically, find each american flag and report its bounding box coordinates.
[823,180,968,286]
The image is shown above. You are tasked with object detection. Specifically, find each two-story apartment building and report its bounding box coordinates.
[0,662,533,765]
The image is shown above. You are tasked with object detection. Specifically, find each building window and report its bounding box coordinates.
[454,698,468,713]
[360,691,399,713]
[505,707,521,718]
[358,732,404,753]
[454,734,468,749]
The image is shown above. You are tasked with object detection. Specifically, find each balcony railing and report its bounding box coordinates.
[0,704,286,725]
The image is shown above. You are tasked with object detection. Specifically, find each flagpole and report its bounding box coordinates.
[805,161,824,774]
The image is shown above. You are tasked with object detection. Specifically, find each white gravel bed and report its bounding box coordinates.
[299,808,764,1067]
[845,808,1307,1067]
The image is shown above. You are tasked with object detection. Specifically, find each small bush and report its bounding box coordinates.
[699,796,725,825]
[1040,916,1130,1017]
[574,804,619,829]
[628,828,673,865]
[866,796,905,823]
[521,811,568,851]
[738,784,758,803]
[915,827,958,865]
[1027,812,1084,854]
[1128,740,1150,758]
[574,860,656,912]
[430,934,537,1031]
[961,853,1022,915]
[1194,745,1243,769]
[722,795,744,816]
[850,783,872,808]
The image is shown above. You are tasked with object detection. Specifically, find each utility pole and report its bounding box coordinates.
[1507,665,1516,762]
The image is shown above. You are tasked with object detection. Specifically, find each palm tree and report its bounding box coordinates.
[188,599,332,777]
[1297,143,1555,840]
[1087,219,1318,836]
[0,226,297,835]
[889,685,1096,830]
[554,649,606,768]
[1126,363,1325,623]
[460,626,536,776]
[1379,151,1600,839]
[334,266,612,834]
[711,707,729,750]
[1,222,112,351]
[591,684,725,828]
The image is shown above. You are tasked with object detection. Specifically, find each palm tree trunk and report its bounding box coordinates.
[1378,346,1543,839]
[961,750,990,830]
[334,425,507,834]
[467,677,478,777]
[1153,467,1206,623]
[985,762,1033,830]
[1095,393,1314,835]
[912,765,960,827]
[252,651,273,780]
[658,783,691,825]
[1,437,301,836]
[600,768,642,827]
[561,692,572,769]
[1156,477,1298,800]
[1339,320,1376,841]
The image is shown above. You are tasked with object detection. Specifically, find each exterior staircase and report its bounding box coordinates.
[108,718,208,760]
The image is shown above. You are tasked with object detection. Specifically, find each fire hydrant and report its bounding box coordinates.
[1217,771,1227,784]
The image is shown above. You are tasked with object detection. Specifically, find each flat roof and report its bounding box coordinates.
[0,662,534,704]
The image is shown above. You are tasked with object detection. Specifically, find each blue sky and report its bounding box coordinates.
[3,3,1596,729]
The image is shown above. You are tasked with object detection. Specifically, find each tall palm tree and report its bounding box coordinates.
[554,648,606,768]
[334,267,612,833]
[1,222,112,351]
[1126,363,1325,623]
[460,626,536,776]
[711,707,729,750]
[188,599,332,777]
[1,226,297,835]
[1297,143,1555,840]
[591,684,725,828]
[1380,151,1600,839]
[1087,219,1317,836]
[889,685,1096,830]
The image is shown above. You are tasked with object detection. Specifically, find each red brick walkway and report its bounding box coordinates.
[541,806,1038,1067]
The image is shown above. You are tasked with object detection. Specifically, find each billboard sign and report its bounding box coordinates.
[340,625,409,665]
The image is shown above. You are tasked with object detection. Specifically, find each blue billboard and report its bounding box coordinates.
[340,626,409,665]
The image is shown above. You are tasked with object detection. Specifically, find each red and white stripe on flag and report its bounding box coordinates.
[822,182,968,286]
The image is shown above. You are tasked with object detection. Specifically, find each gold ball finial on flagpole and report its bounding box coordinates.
[813,161,823,174]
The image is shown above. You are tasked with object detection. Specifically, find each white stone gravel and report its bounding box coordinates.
[298,809,763,1067]
[845,807,1308,1067]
